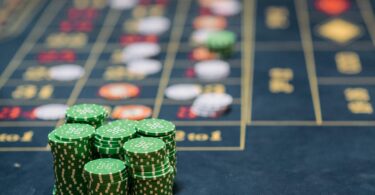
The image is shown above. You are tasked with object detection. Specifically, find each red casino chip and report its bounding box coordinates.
[193,15,227,30]
[111,105,152,120]
[98,83,140,100]
[315,0,350,16]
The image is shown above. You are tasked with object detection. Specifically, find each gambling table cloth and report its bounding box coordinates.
[1,0,375,194]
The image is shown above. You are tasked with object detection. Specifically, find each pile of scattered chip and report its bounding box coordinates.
[65,104,108,128]
[84,158,129,195]
[48,123,95,195]
[94,120,138,160]
[123,137,174,195]
[191,93,233,118]
[136,119,177,175]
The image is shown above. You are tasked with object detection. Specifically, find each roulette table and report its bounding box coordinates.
[1,0,375,194]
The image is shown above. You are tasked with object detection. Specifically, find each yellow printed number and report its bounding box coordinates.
[46,33,88,49]
[344,88,373,114]
[269,68,294,93]
[265,6,289,29]
[203,84,225,94]
[23,66,49,81]
[175,130,222,142]
[104,66,145,81]
[12,85,53,99]
[335,52,362,74]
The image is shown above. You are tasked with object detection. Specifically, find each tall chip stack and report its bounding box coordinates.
[135,119,177,177]
[48,123,95,195]
[123,137,174,195]
[83,158,129,195]
[65,104,108,128]
[94,120,138,160]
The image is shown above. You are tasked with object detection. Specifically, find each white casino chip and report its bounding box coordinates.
[209,0,242,16]
[137,16,171,35]
[49,64,85,81]
[194,60,230,81]
[165,84,202,101]
[190,29,217,45]
[191,93,233,117]
[109,0,138,10]
[121,42,161,63]
[127,59,162,76]
[33,104,68,120]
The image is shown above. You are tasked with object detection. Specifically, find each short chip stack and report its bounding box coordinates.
[135,119,177,176]
[94,120,138,160]
[65,104,108,128]
[123,137,174,195]
[48,123,95,195]
[83,158,129,195]
[206,30,236,58]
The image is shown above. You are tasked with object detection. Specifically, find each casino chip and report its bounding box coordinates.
[194,60,230,81]
[209,0,242,16]
[127,59,162,76]
[121,42,161,62]
[111,105,152,120]
[49,64,84,81]
[191,93,233,117]
[190,29,218,46]
[33,104,68,120]
[206,30,236,58]
[165,84,202,101]
[109,0,137,10]
[99,83,140,100]
[193,15,227,30]
[137,16,171,35]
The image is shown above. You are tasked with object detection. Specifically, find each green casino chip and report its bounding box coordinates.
[136,118,175,136]
[53,123,95,142]
[66,104,108,123]
[84,158,126,179]
[95,120,137,141]
[123,137,166,157]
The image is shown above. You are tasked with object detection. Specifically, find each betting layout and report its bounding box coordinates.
[250,0,375,125]
[0,0,245,152]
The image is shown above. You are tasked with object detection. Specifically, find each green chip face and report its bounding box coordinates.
[207,30,236,48]
[66,104,107,121]
[53,123,95,142]
[136,119,175,136]
[84,158,125,175]
[123,137,165,154]
[96,120,137,140]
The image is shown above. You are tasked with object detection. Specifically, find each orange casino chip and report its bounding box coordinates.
[111,105,152,120]
[193,15,227,30]
[190,47,217,61]
[315,0,350,16]
[99,83,140,100]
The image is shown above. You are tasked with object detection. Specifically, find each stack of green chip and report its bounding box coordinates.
[65,104,108,128]
[136,119,177,176]
[94,120,138,160]
[123,137,174,195]
[48,123,95,195]
[84,158,128,195]
[206,30,236,58]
